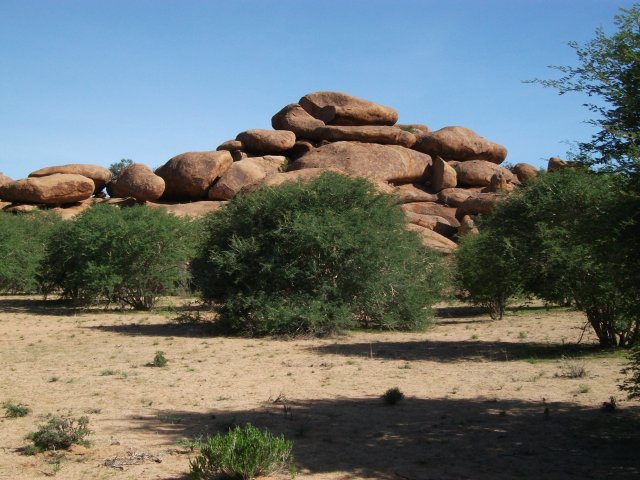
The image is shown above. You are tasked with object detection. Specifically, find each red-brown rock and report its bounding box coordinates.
[28,164,112,193]
[236,129,296,154]
[271,103,326,138]
[404,210,458,238]
[437,187,482,207]
[109,163,165,201]
[156,150,233,201]
[393,183,438,204]
[401,202,459,226]
[209,156,286,200]
[430,156,457,192]
[513,162,538,183]
[299,91,398,126]
[312,125,416,148]
[456,192,502,219]
[0,172,12,188]
[454,160,516,187]
[216,140,244,152]
[147,200,227,218]
[548,156,571,172]
[413,126,507,164]
[0,174,95,205]
[406,223,457,255]
[293,141,431,184]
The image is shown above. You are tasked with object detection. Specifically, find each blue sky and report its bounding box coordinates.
[0,0,635,179]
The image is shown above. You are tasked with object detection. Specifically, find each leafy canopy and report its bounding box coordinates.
[193,172,447,336]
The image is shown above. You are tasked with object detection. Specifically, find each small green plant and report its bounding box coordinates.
[152,351,168,367]
[188,423,296,480]
[382,387,405,405]
[26,415,91,451]
[3,401,30,418]
[577,384,590,394]
[100,369,117,376]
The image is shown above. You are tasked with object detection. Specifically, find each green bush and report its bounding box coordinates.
[482,169,639,347]
[3,401,30,418]
[189,423,295,480]
[152,351,168,367]
[454,230,521,320]
[40,204,200,309]
[0,211,60,293]
[381,387,405,405]
[621,346,640,399]
[192,172,447,336]
[26,415,91,451]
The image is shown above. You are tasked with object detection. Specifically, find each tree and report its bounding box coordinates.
[108,159,133,180]
[531,4,640,182]
[484,169,639,347]
[40,204,200,309]
[192,172,447,336]
[454,230,521,320]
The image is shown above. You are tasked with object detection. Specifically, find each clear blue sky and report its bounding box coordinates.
[0,0,635,180]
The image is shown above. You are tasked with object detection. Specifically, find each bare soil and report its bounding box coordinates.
[0,296,638,479]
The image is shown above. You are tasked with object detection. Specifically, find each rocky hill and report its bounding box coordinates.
[0,91,548,254]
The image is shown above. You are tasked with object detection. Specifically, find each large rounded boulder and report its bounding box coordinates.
[209,156,286,200]
[0,174,95,204]
[109,163,165,201]
[413,126,507,164]
[299,91,398,126]
[236,129,296,154]
[454,160,516,187]
[155,150,233,201]
[271,103,326,138]
[28,164,112,193]
[292,141,431,184]
[312,125,416,148]
[0,172,12,188]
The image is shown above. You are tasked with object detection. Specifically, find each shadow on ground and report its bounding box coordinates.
[310,339,606,363]
[125,396,640,480]
[0,297,79,316]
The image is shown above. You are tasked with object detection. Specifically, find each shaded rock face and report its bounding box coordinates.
[406,223,457,255]
[313,125,416,148]
[437,187,480,207]
[110,163,165,202]
[513,162,538,183]
[0,174,95,204]
[393,183,438,204]
[456,193,502,219]
[454,160,516,187]
[271,103,326,138]
[28,164,112,193]
[209,156,286,200]
[236,129,296,154]
[430,156,457,192]
[293,141,431,184]
[401,202,459,226]
[156,150,233,201]
[241,167,345,194]
[299,91,398,126]
[413,126,507,164]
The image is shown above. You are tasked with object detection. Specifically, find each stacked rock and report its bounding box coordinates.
[0,91,545,253]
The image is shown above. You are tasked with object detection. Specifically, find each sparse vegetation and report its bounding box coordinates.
[152,351,168,367]
[3,401,30,418]
[381,387,405,405]
[26,415,91,452]
[188,423,296,480]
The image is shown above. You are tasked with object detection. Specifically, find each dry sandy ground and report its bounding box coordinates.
[0,296,638,480]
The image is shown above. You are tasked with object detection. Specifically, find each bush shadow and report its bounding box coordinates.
[126,396,640,480]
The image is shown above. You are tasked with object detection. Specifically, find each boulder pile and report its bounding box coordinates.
[0,91,546,254]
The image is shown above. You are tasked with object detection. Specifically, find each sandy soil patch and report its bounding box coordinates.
[0,297,638,479]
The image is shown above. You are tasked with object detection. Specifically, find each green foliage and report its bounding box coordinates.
[621,346,640,398]
[530,4,640,182]
[40,204,199,309]
[193,172,447,336]
[152,351,168,367]
[26,415,91,451]
[454,231,521,320]
[188,423,296,480]
[483,169,639,347]
[108,158,133,179]
[3,401,30,418]
[0,211,60,293]
[381,387,405,405]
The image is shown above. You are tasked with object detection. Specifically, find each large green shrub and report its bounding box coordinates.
[482,169,639,347]
[0,211,60,293]
[40,204,199,309]
[454,230,521,320]
[189,424,296,480]
[193,172,446,336]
